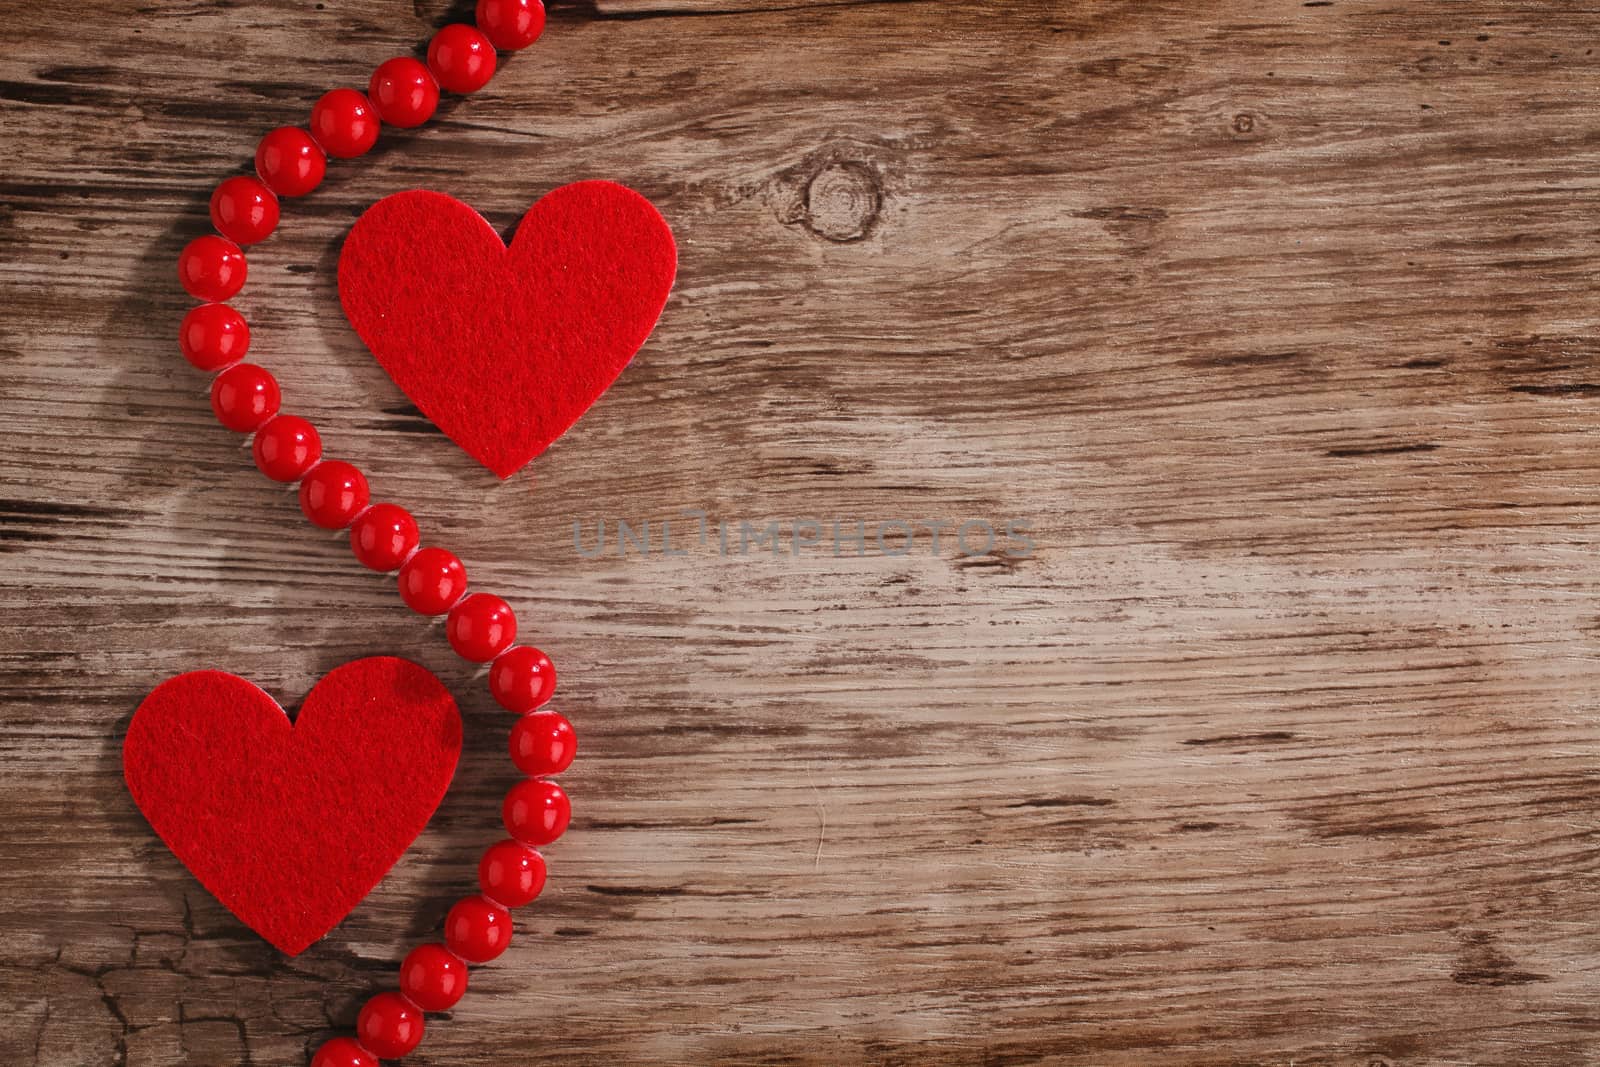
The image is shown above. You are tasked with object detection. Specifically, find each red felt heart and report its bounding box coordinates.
[122,657,462,956]
[338,181,677,478]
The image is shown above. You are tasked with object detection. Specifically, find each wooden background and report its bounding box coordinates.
[6,0,1600,1063]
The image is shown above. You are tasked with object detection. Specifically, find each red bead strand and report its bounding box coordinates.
[490,645,558,713]
[350,503,420,572]
[399,943,469,1011]
[356,992,425,1059]
[310,88,381,158]
[476,0,545,51]
[252,414,322,482]
[209,175,279,245]
[368,57,439,128]
[172,11,566,1064]
[178,235,246,302]
[210,363,281,432]
[309,1037,377,1067]
[428,24,497,93]
[299,460,371,530]
[447,592,518,662]
[510,710,576,777]
[503,777,571,847]
[398,547,468,615]
[478,839,547,908]
[444,895,514,963]
[179,303,249,370]
[255,127,327,197]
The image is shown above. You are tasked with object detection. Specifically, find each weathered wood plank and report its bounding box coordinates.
[5,1,1600,1063]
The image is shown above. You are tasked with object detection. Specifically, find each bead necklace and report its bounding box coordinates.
[174,2,576,1062]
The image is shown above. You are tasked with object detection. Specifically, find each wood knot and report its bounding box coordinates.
[767,150,887,244]
[1228,110,1267,140]
[801,162,882,243]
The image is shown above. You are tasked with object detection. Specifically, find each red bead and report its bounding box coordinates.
[428,24,496,93]
[503,778,570,846]
[254,127,326,198]
[179,303,249,370]
[208,175,279,246]
[509,711,575,777]
[310,88,380,158]
[299,460,370,529]
[490,646,557,714]
[351,503,420,572]
[476,0,545,51]
[210,363,280,432]
[447,593,517,662]
[309,1037,377,1067]
[368,57,439,128]
[478,839,547,908]
[251,414,322,482]
[399,943,469,1012]
[356,992,424,1059]
[398,547,467,615]
[178,235,246,301]
[444,894,512,963]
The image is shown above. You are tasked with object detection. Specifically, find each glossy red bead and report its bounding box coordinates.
[179,303,249,370]
[490,646,557,714]
[351,503,420,572]
[447,593,517,662]
[208,175,279,246]
[503,778,570,846]
[428,24,496,93]
[398,547,467,615]
[310,88,380,158]
[178,235,246,302]
[251,414,322,482]
[476,0,545,51]
[355,992,424,1059]
[368,57,439,128]
[299,460,370,529]
[209,363,280,432]
[509,711,576,777]
[255,127,326,198]
[478,839,547,908]
[309,1037,377,1067]
[399,943,469,1012]
[444,894,512,963]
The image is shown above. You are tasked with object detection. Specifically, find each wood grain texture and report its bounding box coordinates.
[6,0,1600,1063]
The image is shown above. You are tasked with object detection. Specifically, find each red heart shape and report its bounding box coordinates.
[122,658,462,956]
[338,182,677,478]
